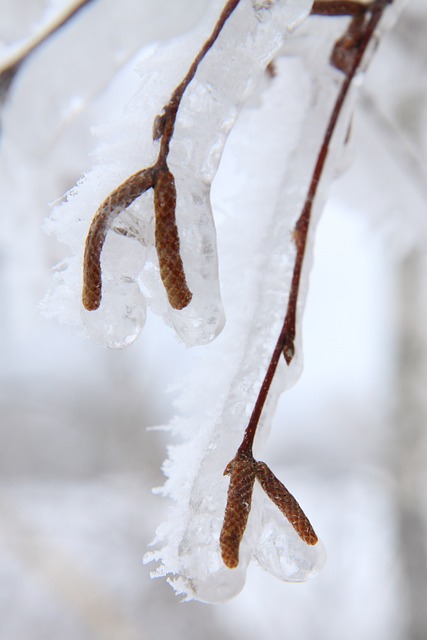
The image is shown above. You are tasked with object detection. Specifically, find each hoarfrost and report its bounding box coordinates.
[44,0,313,348]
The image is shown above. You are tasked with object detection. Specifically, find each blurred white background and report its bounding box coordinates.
[0,1,426,638]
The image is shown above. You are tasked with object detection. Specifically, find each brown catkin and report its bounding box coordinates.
[220,454,256,569]
[154,169,192,310]
[82,168,156,311]
[255,461,318,546]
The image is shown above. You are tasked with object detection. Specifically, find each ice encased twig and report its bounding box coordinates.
[45,0,310,348]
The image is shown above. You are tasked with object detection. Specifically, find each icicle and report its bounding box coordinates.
[253,498,326,582]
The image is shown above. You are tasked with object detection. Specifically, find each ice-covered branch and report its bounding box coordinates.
[43,0,404,605]
[146,0,403,603]
[283,0,395,363]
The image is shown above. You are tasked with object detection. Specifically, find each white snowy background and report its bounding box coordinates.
[1,0,427,638]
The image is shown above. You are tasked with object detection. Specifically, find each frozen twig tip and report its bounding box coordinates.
[220,453,317,569]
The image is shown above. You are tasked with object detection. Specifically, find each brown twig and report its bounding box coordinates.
[0,0,96,106]
[82,0,241,312]
[220,0,393,569]
[311,1,371,18]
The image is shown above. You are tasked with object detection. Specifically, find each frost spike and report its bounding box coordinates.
[220,454,256,569]
[255,461,318,546]
[82,167,156,311]
[154,169,192,310]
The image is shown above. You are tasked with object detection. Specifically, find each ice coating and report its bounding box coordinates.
[81,279,146,349]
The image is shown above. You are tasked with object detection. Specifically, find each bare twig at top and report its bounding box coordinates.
[0,0,96,106]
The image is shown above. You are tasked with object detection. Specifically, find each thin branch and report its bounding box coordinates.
[155,0,241,159]
[282,0,391,363]
[82,0,241,312]
[241,0,391,458]
[0,0,97,106]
